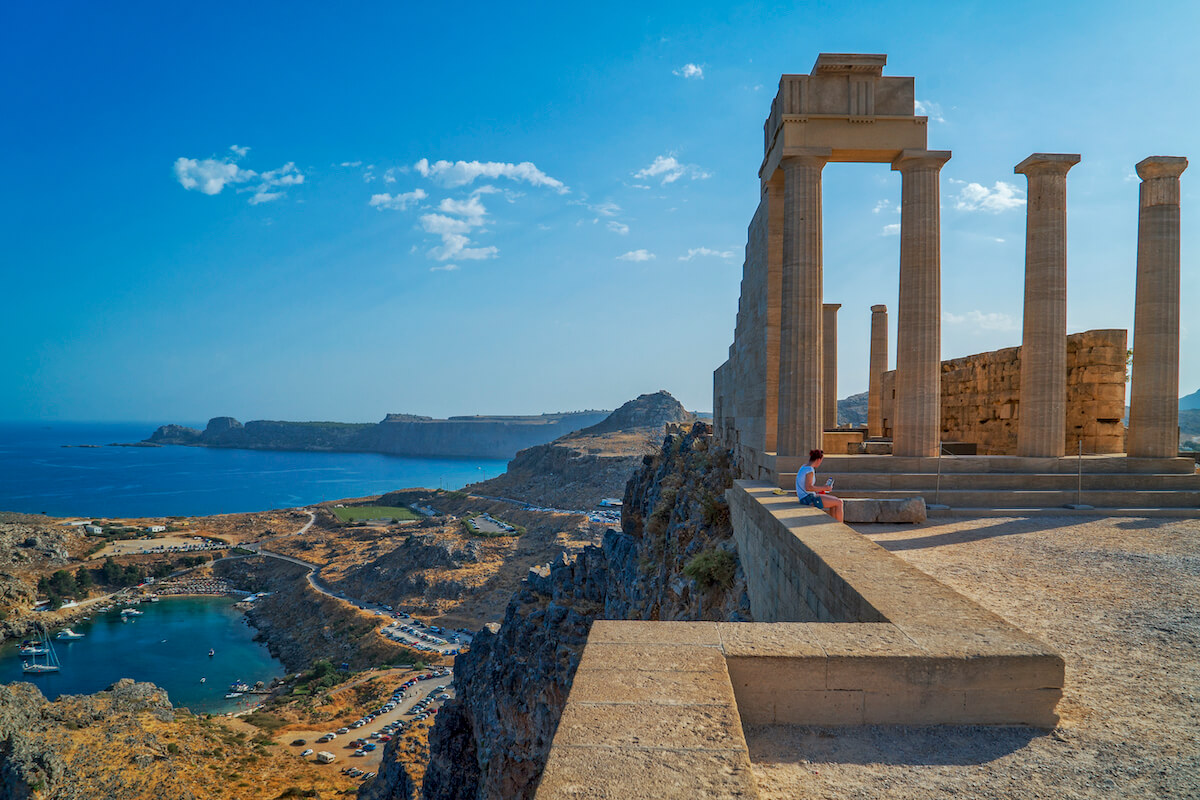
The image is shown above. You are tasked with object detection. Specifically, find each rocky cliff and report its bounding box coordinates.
[145,409,613,460]
[466,391,695,509]
[363,422,751,800]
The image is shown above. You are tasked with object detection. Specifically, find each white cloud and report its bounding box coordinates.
[617,249,655,262]
[607,221,630,235]
[369,188,428,210]
[339,160,363,168]
[673,63,704,79]
[174,149,304,205]
[873,199,897,214]
[914,99,946,124]
[634,155,711,186]
[437,195,488,225]
[430,263,460,272]
[942,310,1018,332]
[174,157,254,195]
[679,247,735,261]
[419,192,497,261]
[881,223,901,236]
[955,181,1026,213]
[414,158,567,193]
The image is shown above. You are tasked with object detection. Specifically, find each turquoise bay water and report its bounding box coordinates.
[0,421,507,518]
[1,597,283,713]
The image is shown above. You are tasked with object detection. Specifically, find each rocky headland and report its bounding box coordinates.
[143,408,613,460]
[466,390,696,509]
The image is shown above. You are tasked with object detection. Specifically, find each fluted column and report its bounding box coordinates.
[777,150,829,457]
[764,177,784,453]
[868,304,888,438]
[892,149,951,458]
[823,303,841,429]
[1128,156,1188,458]
[1015,153,1080,457]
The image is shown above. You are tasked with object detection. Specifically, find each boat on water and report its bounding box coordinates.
[120,608,144,616]
[56,628,85,640]
[21,630,61,674]
[208,648,215,657]
[229,680,251,693]
[225,692,243,699]
[18,642,48,656]
[200,677,207,683]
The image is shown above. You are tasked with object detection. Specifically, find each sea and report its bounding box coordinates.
[0,597,282,713]
[0,421,508,519]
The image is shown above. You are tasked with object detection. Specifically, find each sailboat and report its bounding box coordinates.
[18,640,48,656]
[22,629,61,674]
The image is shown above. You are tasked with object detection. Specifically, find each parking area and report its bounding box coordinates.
[379,611,472,656]
[279,668,454,780]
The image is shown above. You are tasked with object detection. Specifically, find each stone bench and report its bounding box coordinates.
[843,496,926,523]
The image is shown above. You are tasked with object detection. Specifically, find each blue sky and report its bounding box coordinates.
[2,0,1197,423]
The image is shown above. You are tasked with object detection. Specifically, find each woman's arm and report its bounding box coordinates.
[803,469,817,494]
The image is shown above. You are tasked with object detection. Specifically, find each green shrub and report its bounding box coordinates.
[683,548,736,589]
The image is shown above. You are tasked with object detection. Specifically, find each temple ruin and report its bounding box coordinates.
[713,53,1197,509]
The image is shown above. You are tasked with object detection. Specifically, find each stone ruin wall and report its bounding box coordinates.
[714,192,772,475]
[880,329,1127,455]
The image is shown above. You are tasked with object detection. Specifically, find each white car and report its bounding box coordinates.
[301,748,314,757]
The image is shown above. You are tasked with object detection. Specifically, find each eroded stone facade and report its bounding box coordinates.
[878,329,1127,455]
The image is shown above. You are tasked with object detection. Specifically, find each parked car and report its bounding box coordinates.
[291,738,307,746]
[300,749,314,757]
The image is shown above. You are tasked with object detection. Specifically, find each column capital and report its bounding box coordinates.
[1136,156,1188,181]
[891,149,951,173]
[823,303,842,311]
[1014,153,1080,177]
[870,304,887,313]
[781,147,833,169]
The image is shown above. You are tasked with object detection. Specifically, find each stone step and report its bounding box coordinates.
[828,488,1200,509]
[793,472,1200,491]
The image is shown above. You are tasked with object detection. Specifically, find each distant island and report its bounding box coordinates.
[143,409,613,460]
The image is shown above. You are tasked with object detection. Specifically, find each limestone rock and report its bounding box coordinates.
[843,497,927,524]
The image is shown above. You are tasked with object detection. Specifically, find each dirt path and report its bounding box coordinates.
[746,514,1200,800]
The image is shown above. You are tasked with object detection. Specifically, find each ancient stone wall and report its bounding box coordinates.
[713,192,772,474]
[880,329,1126,455]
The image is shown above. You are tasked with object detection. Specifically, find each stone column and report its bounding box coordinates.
[868,304,888,438]
[777,150,830,458]
[1015,153,1080,458]
[823,303,841,429]
[764,177,784,453]
[1128,156,1188,458]
[891,149,951,458]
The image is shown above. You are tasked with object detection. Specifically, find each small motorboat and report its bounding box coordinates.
[208,648,216,657]
[225,692,243,699]
[120,608,144,616]
[56,629,85,640]
[200,677,207,683]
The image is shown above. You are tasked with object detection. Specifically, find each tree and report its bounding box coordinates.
[75,567,94,592]
[102,558,122,585]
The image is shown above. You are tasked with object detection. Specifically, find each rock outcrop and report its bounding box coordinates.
[365,423,751,800]
[0,679,176,800]
[145,409,613,460]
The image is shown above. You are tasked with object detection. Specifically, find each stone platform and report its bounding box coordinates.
[769,454,1200,510]
[534,482,1063,799]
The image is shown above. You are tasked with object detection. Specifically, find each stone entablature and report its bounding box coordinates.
[879,329,1127,455]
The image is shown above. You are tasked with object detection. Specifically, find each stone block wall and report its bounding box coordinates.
[880,329,1127,455]
[713,191,772,472]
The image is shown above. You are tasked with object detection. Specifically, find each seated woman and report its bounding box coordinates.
[795,448,844,523]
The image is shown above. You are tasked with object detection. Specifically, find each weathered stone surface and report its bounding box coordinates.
[842,497,926,524]
[881,329,1127,455]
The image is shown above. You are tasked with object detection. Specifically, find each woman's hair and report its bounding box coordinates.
[809,449,824,462]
